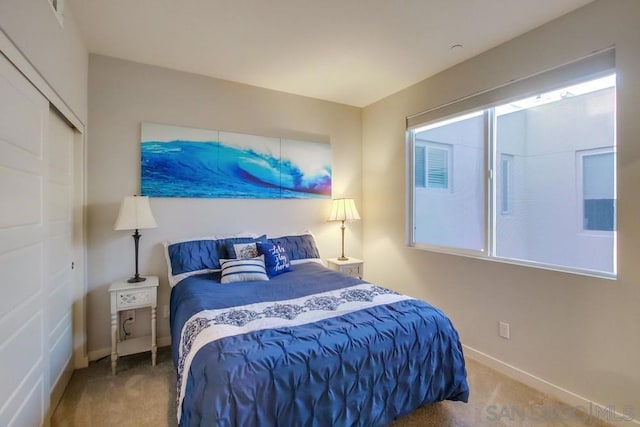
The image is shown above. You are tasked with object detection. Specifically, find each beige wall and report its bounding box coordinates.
[87,54,362,356]
[0,0,88,124]
[362,0,639,414]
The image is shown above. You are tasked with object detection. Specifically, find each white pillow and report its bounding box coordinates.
[220,256,269,284]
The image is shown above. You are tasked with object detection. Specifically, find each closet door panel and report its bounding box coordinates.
[0,52,49,426]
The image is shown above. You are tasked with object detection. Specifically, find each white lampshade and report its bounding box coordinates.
[114,195,157,231]
[327,198,361,222]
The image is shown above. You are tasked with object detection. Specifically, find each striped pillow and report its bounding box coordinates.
[219,256,269,284]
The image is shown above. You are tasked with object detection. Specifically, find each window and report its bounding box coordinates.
[414,145,426,187]
[412,113,484,252]
[500,154,513,215]
[415,141,452,190]
[580,150,616,232]
[408,50,616,277]
[427,145,450,189]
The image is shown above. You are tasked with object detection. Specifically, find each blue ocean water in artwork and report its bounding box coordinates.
[141,140,332,199]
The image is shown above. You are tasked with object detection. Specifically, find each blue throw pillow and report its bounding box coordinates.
[267,234,320,260]
[256,241,292,277]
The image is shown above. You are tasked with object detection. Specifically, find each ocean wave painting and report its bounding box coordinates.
[140,123,332,199]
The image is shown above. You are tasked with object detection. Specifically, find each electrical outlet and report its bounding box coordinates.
[499,321,510,339]
[124,310,135,323]
[163,305,169,319]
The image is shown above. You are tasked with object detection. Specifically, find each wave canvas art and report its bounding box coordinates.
[141,123,332,199]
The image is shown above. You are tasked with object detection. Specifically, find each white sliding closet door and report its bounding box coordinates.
[47,108,75,412]
[0,52,76,426]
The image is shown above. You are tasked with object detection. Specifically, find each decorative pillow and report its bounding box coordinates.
[256,241,292,277]
[232,242,259,259]
[220,256,269,284]
[223,235,267,258]
[267,233,320,261]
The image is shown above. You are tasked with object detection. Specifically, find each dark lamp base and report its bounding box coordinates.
[127,275,146,283]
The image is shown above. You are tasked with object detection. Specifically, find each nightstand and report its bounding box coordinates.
[108,276,159,375]
[327,258,364,279]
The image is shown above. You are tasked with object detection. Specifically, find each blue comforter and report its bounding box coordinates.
[170,262,468,426]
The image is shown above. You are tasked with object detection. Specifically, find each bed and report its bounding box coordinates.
[167,233,469,426]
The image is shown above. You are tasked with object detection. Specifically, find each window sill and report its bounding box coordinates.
[408,243,617,281]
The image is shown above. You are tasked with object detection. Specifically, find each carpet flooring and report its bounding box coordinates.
[51,347,612,426]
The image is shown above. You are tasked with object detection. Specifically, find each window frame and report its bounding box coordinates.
[406,49,617,279]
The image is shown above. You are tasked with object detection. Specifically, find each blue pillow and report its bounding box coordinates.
[256,241,292,277]
[167,239,226,274]
[267,234,320,260]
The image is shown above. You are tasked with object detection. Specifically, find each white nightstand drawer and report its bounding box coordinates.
[342,264,362,278]
[116,289,151,309]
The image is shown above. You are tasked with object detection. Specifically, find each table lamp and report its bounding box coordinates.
[114,195,157,283]
[327,198,360,261]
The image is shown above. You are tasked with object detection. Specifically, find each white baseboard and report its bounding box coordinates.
[74,354,89,369]
[48,356,75,424]
[463,345,639,426]
[88,336,172,362]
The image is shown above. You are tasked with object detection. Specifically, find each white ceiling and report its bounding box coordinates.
[68,0,594,107]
